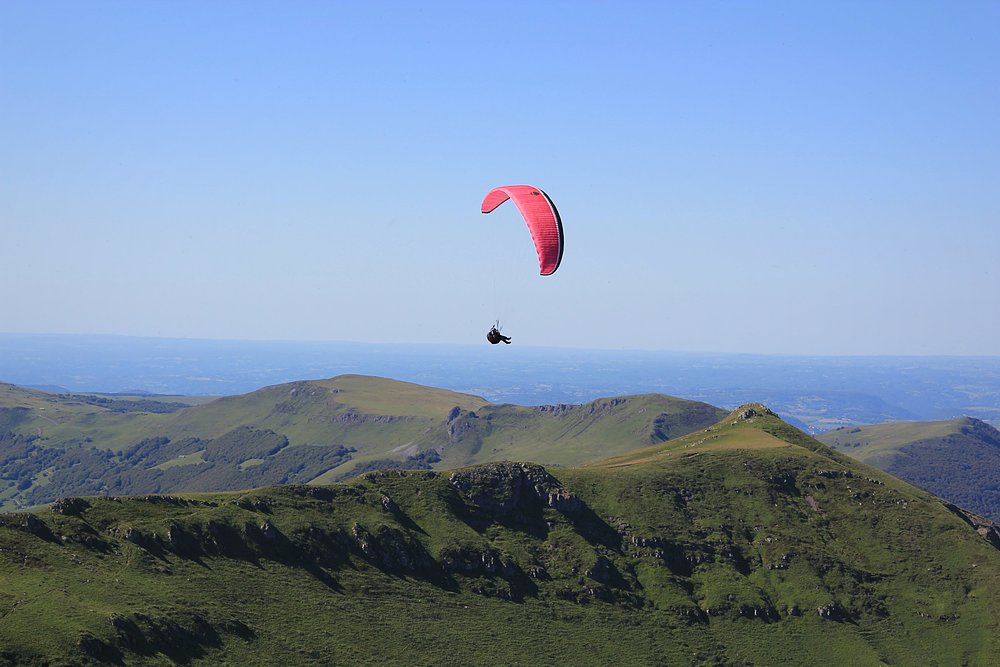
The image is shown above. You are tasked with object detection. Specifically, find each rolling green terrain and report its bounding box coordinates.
[1,405,999,665]
[819,417,1000,521]
[0,377,725,510]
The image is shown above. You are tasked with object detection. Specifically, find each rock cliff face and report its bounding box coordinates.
[445,409,489,443]
[448,462,584,520]
[944,502,1000,549]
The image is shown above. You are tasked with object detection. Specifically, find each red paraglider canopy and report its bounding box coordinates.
[481,185,564,276]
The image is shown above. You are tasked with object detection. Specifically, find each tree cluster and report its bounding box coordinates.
[0,428,354,507]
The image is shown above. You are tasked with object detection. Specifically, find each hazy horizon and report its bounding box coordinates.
[4,332,999,434]
[6,330,1000,359]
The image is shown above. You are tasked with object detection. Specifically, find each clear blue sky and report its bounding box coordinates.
[2,1,998,354]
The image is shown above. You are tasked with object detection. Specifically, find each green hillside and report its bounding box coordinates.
[0,377,725,510]
[0,383,171,446]
[819,417,1000,521]
[2,405,999,665]
[400,393,727,471]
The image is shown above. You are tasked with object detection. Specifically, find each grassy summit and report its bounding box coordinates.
[2,405,999,665]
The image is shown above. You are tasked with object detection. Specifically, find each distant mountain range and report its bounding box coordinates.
[819,417,1000,521]
[3,401,1000,664]
[3,333,999,433]
[0,377,725,510]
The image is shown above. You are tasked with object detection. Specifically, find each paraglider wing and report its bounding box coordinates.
[481,185,564,276]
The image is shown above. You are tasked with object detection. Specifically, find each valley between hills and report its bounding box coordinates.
[2,377,1000,665]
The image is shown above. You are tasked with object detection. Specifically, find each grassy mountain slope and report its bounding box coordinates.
[403,394,727,471]
[0,377,725,510]
[2,406,999,665]
[819,417,1000,521]
[161,375,490,447]
[0,383,167,446]
[3,376,489,452]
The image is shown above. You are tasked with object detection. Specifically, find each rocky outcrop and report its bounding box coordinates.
[446,410,487,443]
[731,404,777,424]
[817,601,851,621]
[330,410,413,425]
[167,523,204,557]
[381,494,400,515]
[51,497,91,516]
[437,544,533,601]
[587,398,627,415]
[739,605,780,621]
[546,487,583,513]
[242,519,285,550]
[258,520,279,542]
[448,462,585,520]
[350,523,433,574]
[235,496,272,513]
[943,502,1000,550]
[585,555,616,583]
[123,527,149,547]
[439,545,514,577]
[131,494,208,507]
[0,512,55,541]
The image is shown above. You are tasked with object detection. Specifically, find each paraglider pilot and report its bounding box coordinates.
[487,321,511,345]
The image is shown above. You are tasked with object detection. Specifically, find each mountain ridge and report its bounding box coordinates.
[2,405,999,664]
[1,376,726,510]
